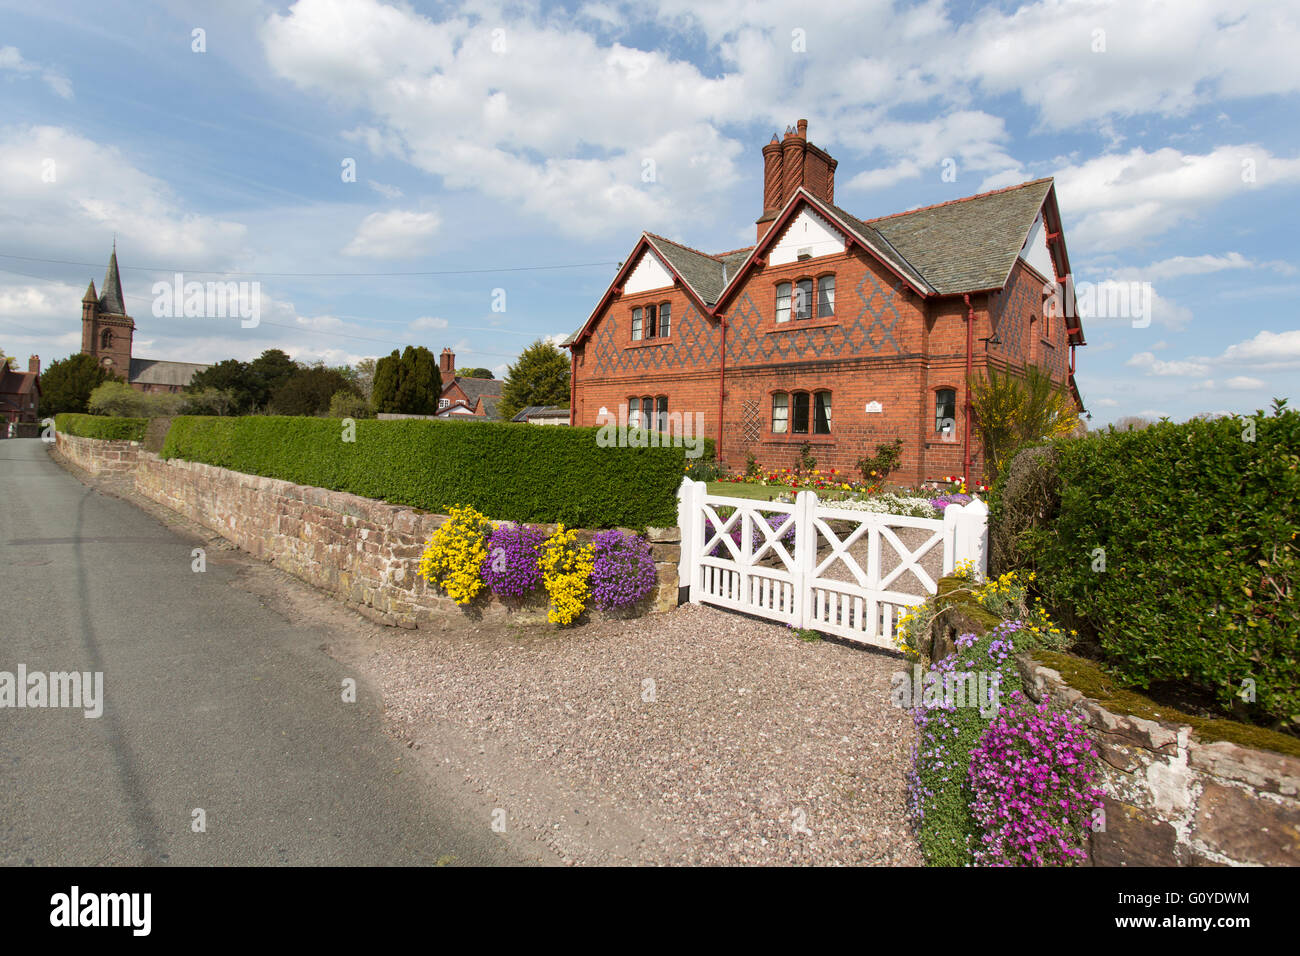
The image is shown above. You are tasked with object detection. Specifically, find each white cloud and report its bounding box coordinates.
[342,209,441,257]
[0,46,73,99]
[0,125,248,264]
[1051,145,1300,250]
[1126,351,1211,377]
[1093,397,1119,407]
[410,316,448,331]
[1224,376,1266,390]
[367,180,404,199]
[1219,329,1300,369]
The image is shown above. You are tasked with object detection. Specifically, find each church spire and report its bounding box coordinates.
[98,243,126,315]
[82,279,97,304]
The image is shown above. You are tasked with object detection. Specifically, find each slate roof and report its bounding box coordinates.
[866,178,1055,295]
[99,247,127,315]
[511,404,568,422]
[128,358,209,388]
[0,366,39,398]
[477,394,501,420]
[565,177,1057,345]
[450,376,503,402]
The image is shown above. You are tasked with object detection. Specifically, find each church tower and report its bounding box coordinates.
[81,243,135,377]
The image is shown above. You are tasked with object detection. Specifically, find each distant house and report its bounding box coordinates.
[435,349,503,420]
[80,244,210,393]
[0,355,41,427]
[511,405,570,426]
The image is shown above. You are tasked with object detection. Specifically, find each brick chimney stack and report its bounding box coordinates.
[28,355,40,376]
[440,347,455,380]
[756,119,839,241]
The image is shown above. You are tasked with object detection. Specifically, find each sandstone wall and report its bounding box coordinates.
[54,431,679,627]
[1019,656,1300,866]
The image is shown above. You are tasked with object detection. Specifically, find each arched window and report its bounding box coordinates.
[100,328,113,349]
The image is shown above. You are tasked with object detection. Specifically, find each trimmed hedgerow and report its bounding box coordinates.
[54,413,148,442]
[160,415,688,528]
[1017,403,1300,730]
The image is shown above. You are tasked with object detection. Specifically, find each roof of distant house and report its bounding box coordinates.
[129,358,210,388]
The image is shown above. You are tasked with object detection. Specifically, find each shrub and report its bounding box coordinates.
[88,380,186,418]
[968,362,1079,483]
[54,413,147,442]
[857,437,904,486]
[908,621,1028,866]
[986,444,1061,575]
[417,505,493,605]
[160,415,688,528]
[480,522,546,598]
[968,692,1105,866]
[328,391,374,419]
[539,525,595,626]
[589,530,656,609]
[1019,403,1300,729]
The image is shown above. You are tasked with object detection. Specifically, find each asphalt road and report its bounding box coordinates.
[0,438,536,866]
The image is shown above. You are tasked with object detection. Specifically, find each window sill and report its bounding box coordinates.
[1040,339,1055,348]
[767,319,839,334]
[624,338,673,349]
[763,435,835,444]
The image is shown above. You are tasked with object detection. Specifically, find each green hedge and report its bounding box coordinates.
[54,413,148,442]
[1018,406,1299,728]
[161,415,695,528]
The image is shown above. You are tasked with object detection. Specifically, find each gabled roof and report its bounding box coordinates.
[0,366,39,397]
[99,246,127,315]
[564,177,1067,346]
[445,376,503,402]
[866,178,1056,295]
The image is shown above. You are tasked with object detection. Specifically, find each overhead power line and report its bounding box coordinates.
[0,252,619,279]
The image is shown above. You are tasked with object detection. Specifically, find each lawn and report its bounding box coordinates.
[704,481,786,501]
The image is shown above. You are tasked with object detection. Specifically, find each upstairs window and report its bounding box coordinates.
[817,276,836,317]
[776,283,792,323]
[631,307,643,341]
[794,279,814,320]
[645,304,658,339]
[935,388,956,435]
[658,302,671,338]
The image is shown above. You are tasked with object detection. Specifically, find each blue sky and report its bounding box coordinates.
[1,0,1297,424]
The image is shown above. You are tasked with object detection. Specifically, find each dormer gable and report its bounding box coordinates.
[624,248,674,294]
[767,207,847,266]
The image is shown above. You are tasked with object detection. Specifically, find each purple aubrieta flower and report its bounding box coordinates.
[589,529,656,609]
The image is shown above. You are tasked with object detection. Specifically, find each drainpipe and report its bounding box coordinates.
[963,293,975,484]
[717,315,727,465]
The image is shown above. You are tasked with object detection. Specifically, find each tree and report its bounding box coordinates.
[353,357,377,400]
[248,349,298,407]
[186,359,258,415]
[499,339,570,422]
[459,367,494,379]
[182,388,238,416]
[0,348,15,370]
[268,366,359,417]
[968,362,1079,483]
[1112,415,1154,431]
[372,346,441,414]
[39,353,117,417]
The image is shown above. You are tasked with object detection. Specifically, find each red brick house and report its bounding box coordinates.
[563,120,1085,485]
[0,355,41,427]
[434,348,503,419]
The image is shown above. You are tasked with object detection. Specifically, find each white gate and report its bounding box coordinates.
[676,479,988,650]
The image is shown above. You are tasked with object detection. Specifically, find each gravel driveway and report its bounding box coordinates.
[335,602,923,866]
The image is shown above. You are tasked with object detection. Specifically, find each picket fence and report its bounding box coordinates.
[675,479,988,649]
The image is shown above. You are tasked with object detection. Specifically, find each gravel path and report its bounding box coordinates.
[335,603,923,866]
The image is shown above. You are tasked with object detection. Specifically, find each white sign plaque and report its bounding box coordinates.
[864,401,883,413]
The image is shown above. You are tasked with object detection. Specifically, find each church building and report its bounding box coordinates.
[81,245,209,393]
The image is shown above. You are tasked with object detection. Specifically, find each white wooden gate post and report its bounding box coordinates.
[792,489,817,628]
[676,477,702,603]
[951,497,990,580]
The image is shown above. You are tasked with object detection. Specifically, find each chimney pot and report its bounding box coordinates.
[29,355,40,375]
[796,118,808,138]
